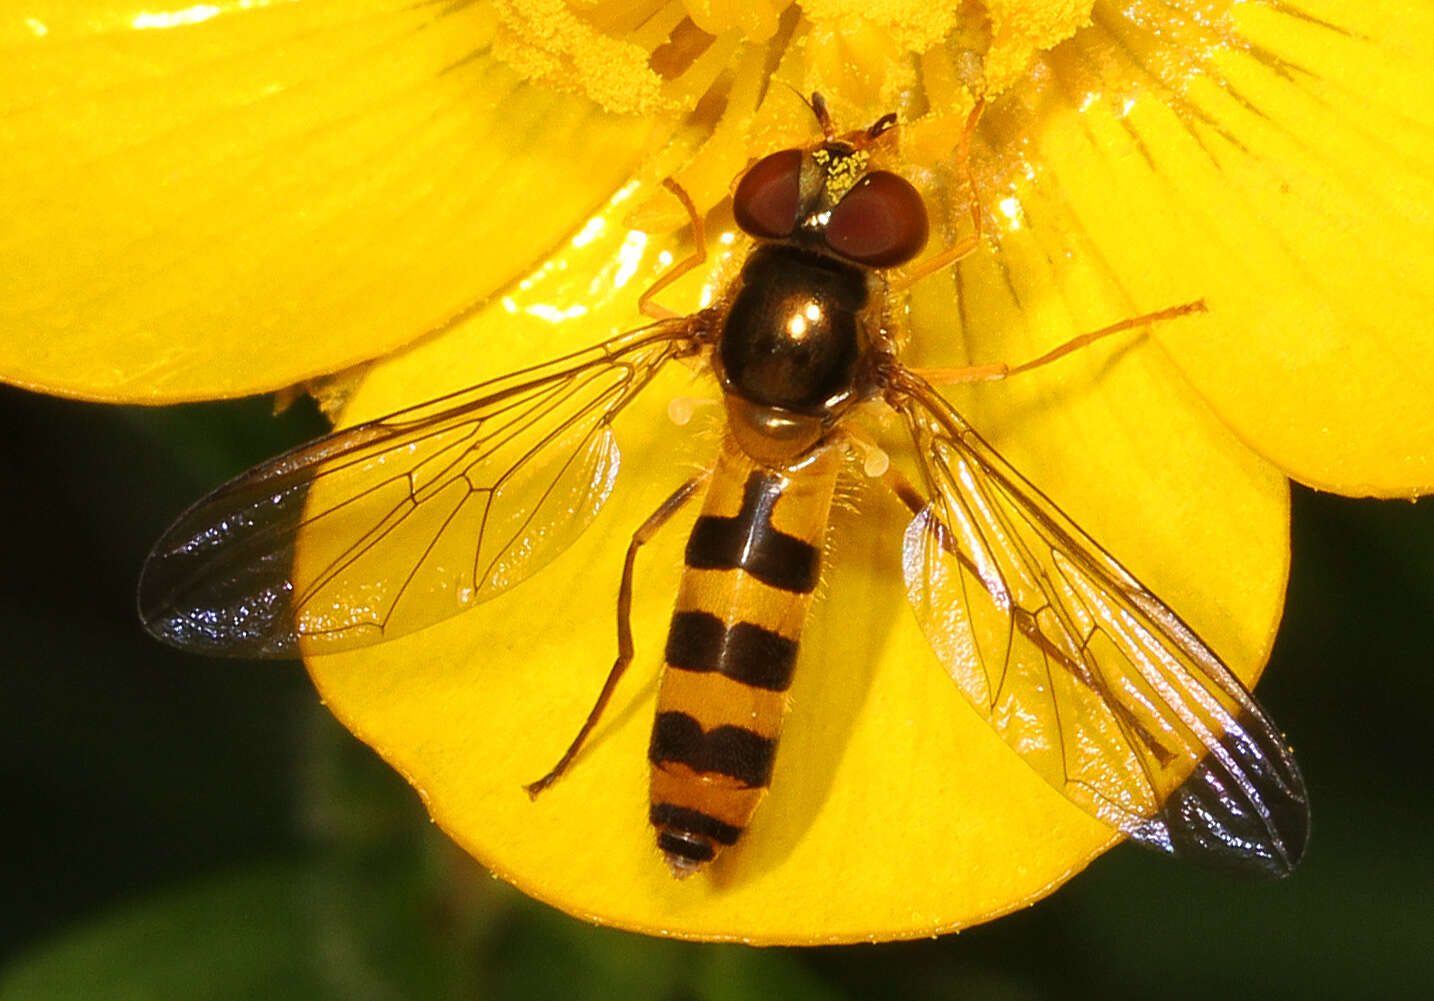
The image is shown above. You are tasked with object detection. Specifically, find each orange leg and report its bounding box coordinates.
[889,98,987,294]
[638,178,708,321]
[525,473,707,797]
[913,300,1209,385]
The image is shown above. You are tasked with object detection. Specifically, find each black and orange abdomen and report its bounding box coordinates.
[649,436,840,874]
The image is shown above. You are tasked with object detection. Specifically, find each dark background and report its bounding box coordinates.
[1,381,1430,1000]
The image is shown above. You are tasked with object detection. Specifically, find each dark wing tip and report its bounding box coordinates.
[137,527,300,660]
[1132,708,1310,879]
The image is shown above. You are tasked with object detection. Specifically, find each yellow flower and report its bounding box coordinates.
[4,0,1431,943]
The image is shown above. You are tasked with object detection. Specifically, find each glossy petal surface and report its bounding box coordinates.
[984,1,1434,495]
[1,0,664,401]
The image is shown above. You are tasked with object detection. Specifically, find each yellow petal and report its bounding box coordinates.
[982,1,1434,497]
[303,174,1288,942]
[0,1,666,402]
[17,0,1346,942]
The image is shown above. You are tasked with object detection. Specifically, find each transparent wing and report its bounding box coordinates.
[140,320,700,658]
[895,371,1308,876]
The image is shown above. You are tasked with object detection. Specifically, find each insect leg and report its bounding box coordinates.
[638,178,708,321]
[875,460,928,522]
[524,472,709,797]
[911,300,1208,385]
[887,98,986,293]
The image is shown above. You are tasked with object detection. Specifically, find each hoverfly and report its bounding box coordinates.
[140,96,1308,879]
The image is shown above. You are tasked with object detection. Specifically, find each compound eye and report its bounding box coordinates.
[733,148,803,239]
[824,171,929,267]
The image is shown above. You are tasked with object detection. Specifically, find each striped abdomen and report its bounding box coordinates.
[649,437,840,875]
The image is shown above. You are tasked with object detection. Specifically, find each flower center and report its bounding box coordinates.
[491,1,1099,116]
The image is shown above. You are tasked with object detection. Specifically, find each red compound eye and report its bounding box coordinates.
[824,171,929,267]
[733,148,802,239]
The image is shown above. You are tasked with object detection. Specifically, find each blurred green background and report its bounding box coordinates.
[1,380,1431,1001]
